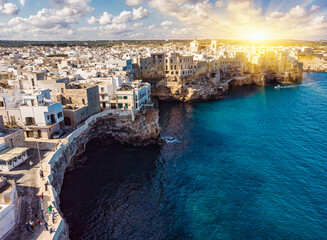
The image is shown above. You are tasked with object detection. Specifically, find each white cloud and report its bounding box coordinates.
[268,11,284,18]
[215,0,224,8]
[132,22,143,28]
[161,20,173,29]
[89,7,149,25]
[0,1,19,15]
[310,5,319,12]
[87,16,98,24]
[144,24,155,30]
[149,0,212,25]
[125,0,143,7]
[19,0,25,6]
[288,5,307,18]
[99,12,113,25]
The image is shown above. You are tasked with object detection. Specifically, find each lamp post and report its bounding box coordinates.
[34,133,42,171]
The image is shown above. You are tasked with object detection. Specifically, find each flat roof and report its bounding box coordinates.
[0,147,28,162]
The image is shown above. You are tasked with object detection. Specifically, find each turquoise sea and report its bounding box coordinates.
[60,72,327,240]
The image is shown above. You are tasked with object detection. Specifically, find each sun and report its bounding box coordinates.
[249,32,266,41]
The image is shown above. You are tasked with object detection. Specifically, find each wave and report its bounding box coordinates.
[162,136,180,144]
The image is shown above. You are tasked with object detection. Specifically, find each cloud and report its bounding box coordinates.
[161,20,173,29]
[50,0,93,17]
[310,5,319,12]
[144,24,155,30]
[88,7,149,26]
[99,12,113,25]
[149,0,212,25]
[0,1,19,15]
[19,0,25,6]
[288,5,307,18]
[215,0,224,8]
[125,0,143,7]
[87,16,98,24]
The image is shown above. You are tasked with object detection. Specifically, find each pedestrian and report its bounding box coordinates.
[29,160,33,166]
[34,213,38,220]
[29,220,34,232]
[40,192,44,200]
[51,211,55,223]
[39,169,43,178]
[49,227,55,234]
[48,204,52,213]
[25,222,31,233]
[45,181,48,191]
[43,221,49,231]
[36,219,41,229]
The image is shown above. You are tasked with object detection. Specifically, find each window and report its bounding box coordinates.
[118,103,123,108]
[123,96,128,100]
[0,101,4,107]
[57,112,63,118]
[118,96,123,99]
[47,115,50,120]
[82,99,85,105]
[101,87,105,92]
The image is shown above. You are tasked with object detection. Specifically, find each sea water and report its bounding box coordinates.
[60,73,327,240]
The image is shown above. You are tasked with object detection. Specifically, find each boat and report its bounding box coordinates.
[274,85,281,89]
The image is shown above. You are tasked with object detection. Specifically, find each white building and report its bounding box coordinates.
[115,80,151,111]
[0,177,19,239]
[19,90,64,138]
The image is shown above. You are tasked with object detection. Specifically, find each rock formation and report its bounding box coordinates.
[152,69,303,102]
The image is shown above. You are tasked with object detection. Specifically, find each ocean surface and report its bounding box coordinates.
[60,73,327,240]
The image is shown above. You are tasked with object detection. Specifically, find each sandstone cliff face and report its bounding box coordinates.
[152,70,302,102]
[299,56,327,72]
[51,108,161,196]
[152,76,227,102]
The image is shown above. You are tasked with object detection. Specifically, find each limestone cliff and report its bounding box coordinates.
[152,76,227,102]
[51,108,161,194]
[298,55,327,72]
[152,70,302,102]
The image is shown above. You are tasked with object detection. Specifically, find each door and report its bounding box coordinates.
[64,117,71,126]
[37,130,41,138]
[26,131,34,138]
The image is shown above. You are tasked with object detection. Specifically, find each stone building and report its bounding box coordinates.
[61,85,101,127]
[165,53,195,80]
[134,53,165,81]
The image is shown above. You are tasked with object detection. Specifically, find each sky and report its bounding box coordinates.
[0,0,326,40]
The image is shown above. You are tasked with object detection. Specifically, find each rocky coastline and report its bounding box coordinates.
[53,69,303,238]
[151,70,303,102]
[45,108,161,239]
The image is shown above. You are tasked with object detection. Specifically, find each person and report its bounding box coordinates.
[36,219,41,229]
[25,222,31,233]
[51,211,55,223]
[34,213,38,220]
[43,221,49,231]
[29,160,33,166]
[29,220,34,232]
[40,192,44,200]
[48,204,52,213]
[49,227,55,234]
[45,181,48,191]
[39,169,43,178]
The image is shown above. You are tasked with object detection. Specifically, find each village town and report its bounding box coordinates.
[0,39,322,239]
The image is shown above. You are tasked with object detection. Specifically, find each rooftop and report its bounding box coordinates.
[0,147,28,162]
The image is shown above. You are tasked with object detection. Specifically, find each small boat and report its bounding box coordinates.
[274,85,281,89]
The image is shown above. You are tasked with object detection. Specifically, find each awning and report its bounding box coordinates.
[0,147,28,162]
